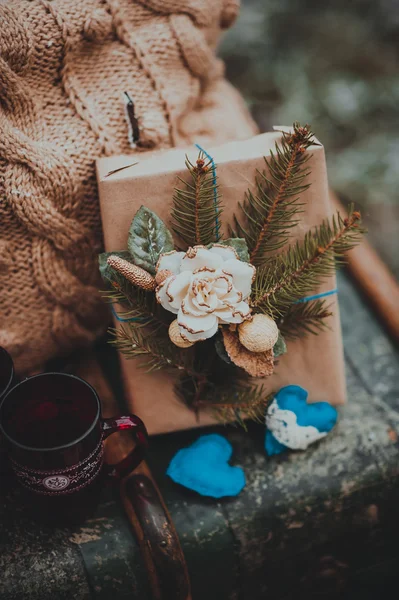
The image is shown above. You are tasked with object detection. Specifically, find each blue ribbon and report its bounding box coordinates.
[111,305,144,323]
[295,288,338,303]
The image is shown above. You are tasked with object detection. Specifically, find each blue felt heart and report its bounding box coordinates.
[166,434,246,498]
[265,385,338,456]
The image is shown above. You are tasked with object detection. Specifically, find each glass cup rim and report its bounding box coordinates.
[0,372,101,453]
[0,346,14,400]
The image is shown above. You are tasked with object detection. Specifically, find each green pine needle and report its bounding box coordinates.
[231,123,315,266]
[171,152,223,247]
[200,383,274,428]
[278,299,333,340]
[251,205,364,317]
[109,323,194,374]
[100,274,171,333]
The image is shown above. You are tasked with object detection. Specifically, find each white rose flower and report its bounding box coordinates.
[156,245,256,343]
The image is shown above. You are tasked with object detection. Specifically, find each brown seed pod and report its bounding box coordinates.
[238,313,278,353]
[222,329,274,378]
[107,255,156,291]
[168,320,194,348]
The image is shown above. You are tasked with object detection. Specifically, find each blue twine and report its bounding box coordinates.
[295,288,338,304]
[111,305,143,323]
[195,143,220,241]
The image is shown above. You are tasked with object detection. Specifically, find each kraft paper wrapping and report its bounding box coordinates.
[96,131,346,435]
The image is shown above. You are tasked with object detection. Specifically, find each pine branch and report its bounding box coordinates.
[101,274,170,332]
[278,299,333,340]
[109,324,195,374]
[231,123,315,266]
[177,353,273,427]
[171,152,222,247]
[199,383,274,428]
[251,206,364,317]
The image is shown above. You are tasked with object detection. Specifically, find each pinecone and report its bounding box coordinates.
[107,256,156,291]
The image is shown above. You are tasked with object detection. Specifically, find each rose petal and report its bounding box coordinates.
[194,290,219,312]
[157,251,185,275]
[180,247,222,272]
[211,274,232,296]
[156,277,179,314]
[220,289,243,307]
[181,296,205,317]
[222,259,256,299]
[191,267,218,279]
[217,300,251,324]
[177,310,217,338]
[166,271,191,309]
[178,313,219,342]
[206,292,219,311]
[208,244,238,262]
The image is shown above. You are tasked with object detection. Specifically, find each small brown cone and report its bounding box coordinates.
[169,320,194,348]
[238,313,278,352]
[107,255,156,291]
[222,328,274,378]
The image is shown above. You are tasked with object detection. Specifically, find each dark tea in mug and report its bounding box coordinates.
[0,372,148,523]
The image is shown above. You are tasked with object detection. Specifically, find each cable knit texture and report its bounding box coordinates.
[0,0,257,374]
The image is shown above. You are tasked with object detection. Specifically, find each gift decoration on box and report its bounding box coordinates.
[97,124,364,435]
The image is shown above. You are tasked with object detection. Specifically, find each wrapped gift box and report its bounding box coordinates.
[96,131,346,435]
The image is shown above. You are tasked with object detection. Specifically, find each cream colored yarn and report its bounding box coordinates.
[0,0,257,373]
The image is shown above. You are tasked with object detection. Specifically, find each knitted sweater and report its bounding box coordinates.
[0,0,256,373]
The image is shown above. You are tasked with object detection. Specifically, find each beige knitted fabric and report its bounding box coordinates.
[0,0,257,373]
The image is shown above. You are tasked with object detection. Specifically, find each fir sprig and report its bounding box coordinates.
[101,275,170,333]
[231,123,315,266]
[198,383,273,427]
[251,206,364,317]
[110,324,195,373]
[278,299,333,340]
[171,152,222,247]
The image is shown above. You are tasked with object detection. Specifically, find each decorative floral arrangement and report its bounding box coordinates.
[99,123,364,425]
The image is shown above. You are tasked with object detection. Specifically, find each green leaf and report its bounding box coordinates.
[273,331,287,357]
[128,206,174,275]
[220,238,250,262]
[99,250,131,283]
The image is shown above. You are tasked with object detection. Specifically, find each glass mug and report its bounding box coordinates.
[0,372,148,521]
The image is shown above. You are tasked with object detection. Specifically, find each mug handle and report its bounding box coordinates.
[102,414,148,478]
